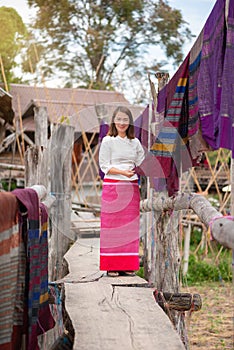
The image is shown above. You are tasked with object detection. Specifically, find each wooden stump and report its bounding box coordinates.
[153,289,202,314]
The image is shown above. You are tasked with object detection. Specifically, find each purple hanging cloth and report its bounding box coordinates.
[98,120,109,179]
[219,0,234,157]
[197,0,226,150]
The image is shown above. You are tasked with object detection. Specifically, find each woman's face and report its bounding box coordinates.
[114,111,130,136]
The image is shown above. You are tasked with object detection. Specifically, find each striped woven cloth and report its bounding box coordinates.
[188,29,203,137]
[13,188,55,349]
[151,54,190,178]
[0,192,25,349]
[13,188,41,349]
[36,203,55,337]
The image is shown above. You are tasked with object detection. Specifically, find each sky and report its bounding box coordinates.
[0,0,217,95]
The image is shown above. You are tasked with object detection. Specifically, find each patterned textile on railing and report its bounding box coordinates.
[0,192,25,350]
[13,188,55,350]
[150,54,191,195]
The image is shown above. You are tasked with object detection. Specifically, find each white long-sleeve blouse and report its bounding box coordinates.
[99,135,145,181]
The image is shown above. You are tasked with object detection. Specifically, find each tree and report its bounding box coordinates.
[0,7,27,84]
[26,0,192,99]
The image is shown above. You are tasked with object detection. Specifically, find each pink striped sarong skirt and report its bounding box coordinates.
[100,179,140,271]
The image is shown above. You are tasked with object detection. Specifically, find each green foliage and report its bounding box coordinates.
[26,0,192,93]
[59,115,70,124]
[0,7,27,83]
[184,228,233,285]
[190,228,202,247]
[1,179,17,191]
[205,149,231,168]
[136,266,144,278]
[184,253,232,286]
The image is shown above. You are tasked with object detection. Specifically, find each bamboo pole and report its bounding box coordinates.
[0,163,25,171]
[16,94,25,157]
[0,55,8,92]
[13,117,24,164]
[183,223,191,276]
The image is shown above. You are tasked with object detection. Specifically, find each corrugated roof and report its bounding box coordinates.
[9,84,144,132]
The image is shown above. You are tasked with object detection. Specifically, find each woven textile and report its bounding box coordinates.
[188,27,213,162]
[0,192,25,350]
[13,188,54,350]
[98,120,109,180]
[188,29,204,137]
[13,188,41,350]
[219,0,234,156]
[151,54,190,178]
[100,179,140,271]
[36,203,55,336]
[197,0,226,150]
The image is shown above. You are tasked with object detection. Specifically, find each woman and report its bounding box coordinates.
[99,106,145,277]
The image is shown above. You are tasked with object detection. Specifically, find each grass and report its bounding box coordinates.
[181,281,233,350]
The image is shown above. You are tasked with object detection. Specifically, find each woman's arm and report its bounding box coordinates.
[107,167,135,178]
[135,139,145,166]
[99,138,112,175]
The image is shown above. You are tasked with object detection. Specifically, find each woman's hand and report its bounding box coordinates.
[107,167,135,178]
[123,169,135,178]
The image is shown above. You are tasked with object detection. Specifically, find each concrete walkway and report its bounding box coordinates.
[63,237,185,350]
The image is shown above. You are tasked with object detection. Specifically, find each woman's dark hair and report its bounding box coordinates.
[108,106,135,139]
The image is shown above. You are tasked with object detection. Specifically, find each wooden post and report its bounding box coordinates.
[25,106,48,188]
[152,209,181,292]
[146,71,187,348]
[25,146,48,187]
[183,223,191,276]
[146,72,180,289]
[34,106,48,148]
[49,124,74,281]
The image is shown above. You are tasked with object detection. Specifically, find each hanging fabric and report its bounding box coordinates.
[219,0,234,156]
[13,188,55,350]
[197,0,226,151]
[0,192,25,350]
